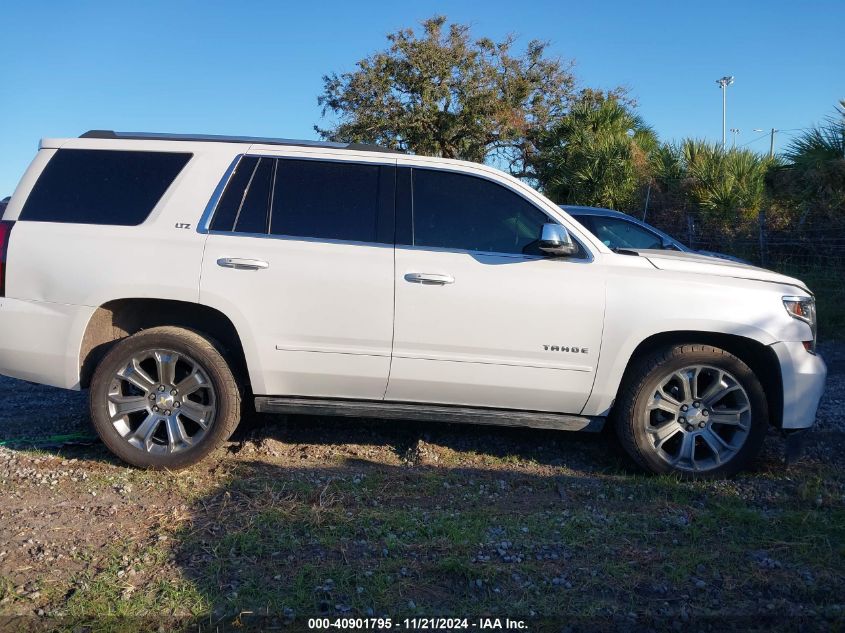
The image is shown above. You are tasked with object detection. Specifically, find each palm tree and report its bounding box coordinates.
[647,140,776,236]
[784,114,845,170]
[774,106,845,227]
[530,96,657,210]
[685,142,773,223]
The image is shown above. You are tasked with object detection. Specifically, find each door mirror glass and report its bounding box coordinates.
[538,223,578,257]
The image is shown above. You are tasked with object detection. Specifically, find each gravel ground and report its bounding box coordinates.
[0,343,842,630]
[0,379,88,446]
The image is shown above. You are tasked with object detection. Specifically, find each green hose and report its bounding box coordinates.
[0,432,99,447]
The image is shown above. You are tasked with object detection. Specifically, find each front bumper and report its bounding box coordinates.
[770,341,827,429]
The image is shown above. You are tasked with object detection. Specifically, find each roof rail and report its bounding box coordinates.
[79,130,403,154]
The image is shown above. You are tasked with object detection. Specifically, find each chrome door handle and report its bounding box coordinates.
[404,272,454,285]
[217,257,269,271]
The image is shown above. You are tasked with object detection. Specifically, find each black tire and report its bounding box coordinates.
[613,344,768,479]
[89,326,241,469]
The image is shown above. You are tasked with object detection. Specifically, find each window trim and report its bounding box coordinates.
[231,157,265,233]
[201,154,396,246]
[197,154,243,234]
[394,242,594,264]
[401,166,593,262]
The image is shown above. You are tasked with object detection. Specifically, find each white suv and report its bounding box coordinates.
[0,131,827,477]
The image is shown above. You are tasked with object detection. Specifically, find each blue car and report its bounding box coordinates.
[561,205,750,264]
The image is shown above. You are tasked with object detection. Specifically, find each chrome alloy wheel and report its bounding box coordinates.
[644,365,751,472]
[107,349,217,454]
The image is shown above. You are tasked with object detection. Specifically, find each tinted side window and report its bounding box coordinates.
[20,149,191,226]
[210,156,259,231]
[270,159,383,243]
[569,214,594,234]
[411,169,548,255]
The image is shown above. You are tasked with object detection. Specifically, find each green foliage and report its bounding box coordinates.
[775,108,845,225]
[529,96,657,209]
[649,143,685,188]
[315,15,579,165]
[683,141,774,225]
[770,109,845,228]
[784,119,845,170]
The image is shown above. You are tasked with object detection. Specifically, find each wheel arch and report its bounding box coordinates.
[79,298,249,391]
[615,331,783,428]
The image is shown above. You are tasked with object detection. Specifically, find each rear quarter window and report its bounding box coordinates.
[20,149,192,225]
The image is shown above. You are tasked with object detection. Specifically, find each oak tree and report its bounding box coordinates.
[316,16,577,168]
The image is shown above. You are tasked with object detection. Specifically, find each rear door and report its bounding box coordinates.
[199,153,396,399]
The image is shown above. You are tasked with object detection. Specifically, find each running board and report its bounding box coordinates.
[253,397,604,432]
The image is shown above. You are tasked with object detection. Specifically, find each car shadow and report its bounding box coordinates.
[229,411,622,474]
[0,368,810,478]
[0,372,623,472]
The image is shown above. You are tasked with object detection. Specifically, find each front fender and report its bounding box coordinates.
[580,271,811,417]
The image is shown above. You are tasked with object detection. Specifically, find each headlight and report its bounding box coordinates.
[783,295,817,352]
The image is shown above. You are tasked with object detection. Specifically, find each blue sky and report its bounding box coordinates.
[1,0,842,195]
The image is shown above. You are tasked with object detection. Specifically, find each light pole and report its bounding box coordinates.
[730,128,740,148]
[716,76,734,149]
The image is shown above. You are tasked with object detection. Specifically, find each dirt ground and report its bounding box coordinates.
[0,344,843,632]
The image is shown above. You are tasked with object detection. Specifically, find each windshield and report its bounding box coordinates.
[577,215,681,251]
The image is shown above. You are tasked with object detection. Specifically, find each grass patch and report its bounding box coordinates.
[0,576,16,608]
[169,456,845,622]
[64,541,208,619]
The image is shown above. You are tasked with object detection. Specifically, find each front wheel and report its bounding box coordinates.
[89,326,241,469]
[614,344,768,478]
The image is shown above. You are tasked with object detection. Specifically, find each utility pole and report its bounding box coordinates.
[716,76,734,149]
[753,127,779,158]
[730,128,740,148]
[752,126,777,267]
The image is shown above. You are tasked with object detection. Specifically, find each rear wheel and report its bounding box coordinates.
[614,344,768,478]
[89,326,241,469]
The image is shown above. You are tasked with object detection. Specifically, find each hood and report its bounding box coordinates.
[634,249,810,292]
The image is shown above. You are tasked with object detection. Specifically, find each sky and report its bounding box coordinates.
[1,0,842,196]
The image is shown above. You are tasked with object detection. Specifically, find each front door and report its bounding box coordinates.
[386,167,606,414]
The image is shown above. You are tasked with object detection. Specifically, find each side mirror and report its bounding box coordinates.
[539,223,578,257]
